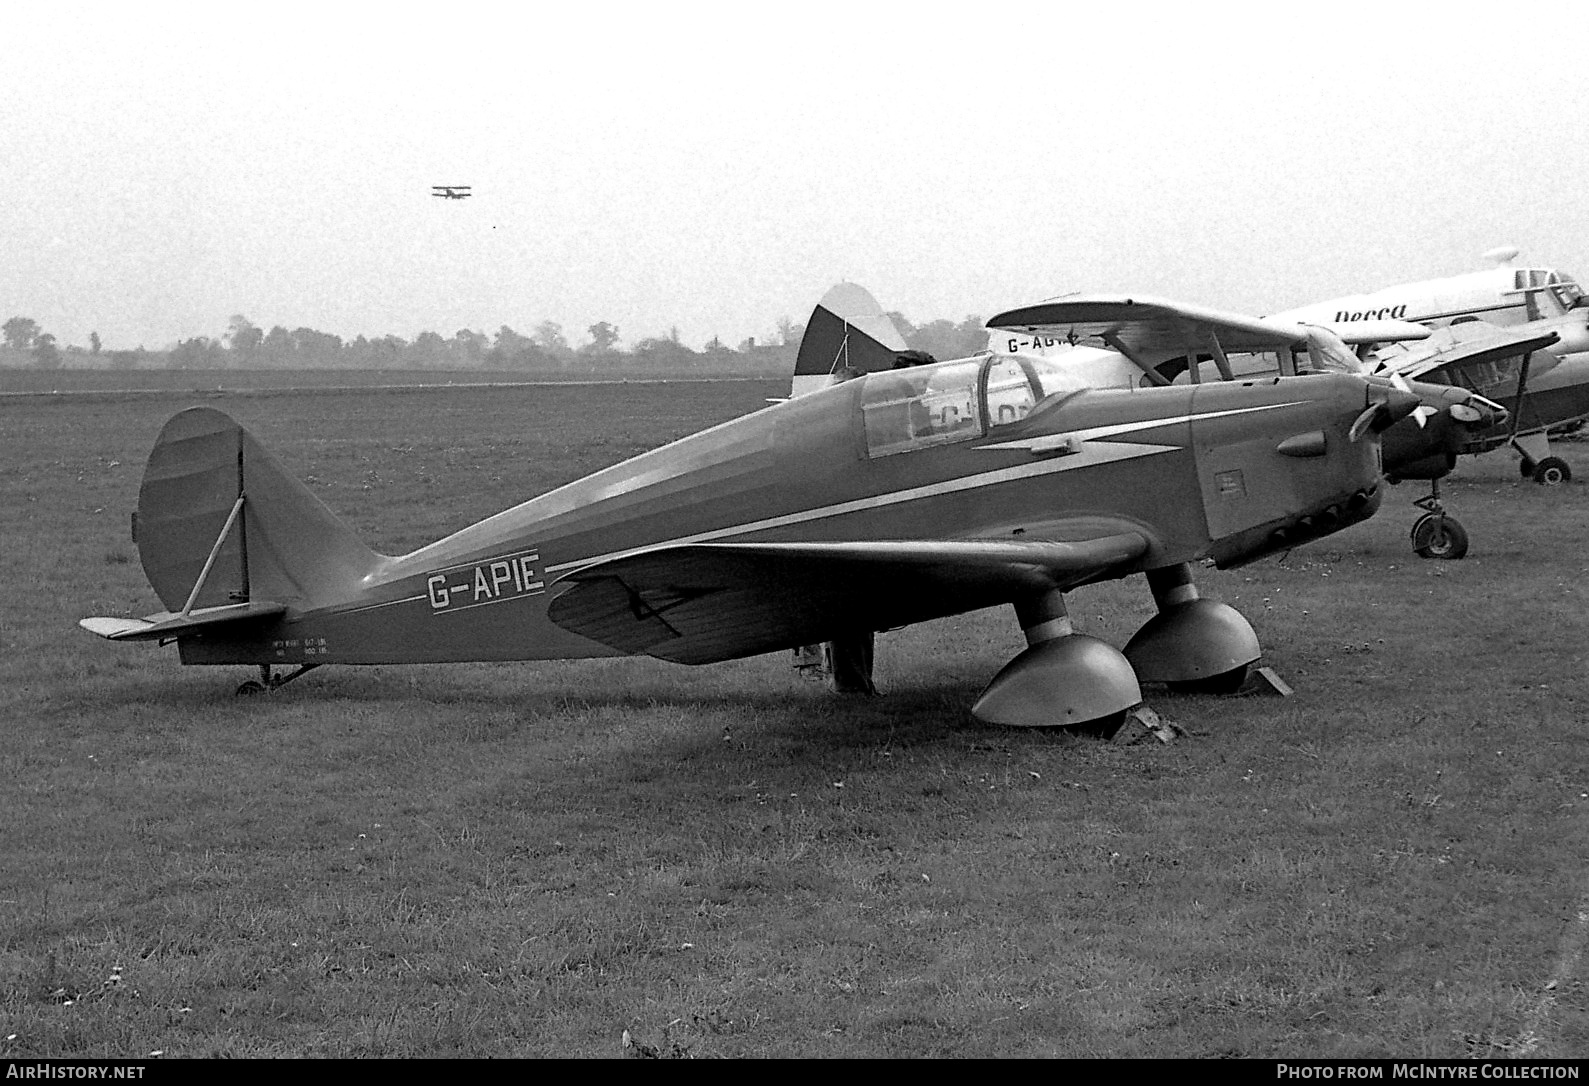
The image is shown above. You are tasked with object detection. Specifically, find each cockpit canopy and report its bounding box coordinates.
[859,353,1091,458]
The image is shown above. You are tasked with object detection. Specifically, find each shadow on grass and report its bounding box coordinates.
[49,646,1256,753]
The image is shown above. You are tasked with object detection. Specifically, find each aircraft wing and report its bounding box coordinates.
[987,294,1428,357]
[1309,319,1431,345]
[546,532,1149,665]
[1369,324,1561,381]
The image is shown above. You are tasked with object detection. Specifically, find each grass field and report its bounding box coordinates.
[2,381,1586,1057]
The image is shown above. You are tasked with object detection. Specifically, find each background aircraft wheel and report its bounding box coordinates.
[1167,663,1249,696]
[1411,515,1469,560]
[1519,459,1536,479]
[1533,457,1571,486]
[235,680,267,696]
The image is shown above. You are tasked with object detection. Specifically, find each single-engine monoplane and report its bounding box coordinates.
[80,332,1421,727]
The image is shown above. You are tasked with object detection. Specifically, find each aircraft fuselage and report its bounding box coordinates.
[173,368,1388,668]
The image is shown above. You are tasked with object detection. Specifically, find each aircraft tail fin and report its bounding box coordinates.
[132,407,385,614]
[791,283,912,396]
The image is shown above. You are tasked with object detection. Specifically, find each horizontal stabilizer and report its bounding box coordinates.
[78,601,286,642]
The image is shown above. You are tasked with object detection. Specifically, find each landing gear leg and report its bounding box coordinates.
[1512,432,1570,485]
[1409,480,1469,560]
[825,633,876,696]
[235,663,321,697]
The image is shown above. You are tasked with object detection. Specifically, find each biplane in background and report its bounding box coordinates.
[1271,247,1589,486]
[431,185,472,200]
[80,310,1423,728]
[796,284,1507,559]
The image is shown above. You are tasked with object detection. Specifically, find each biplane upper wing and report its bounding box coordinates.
[547,531,1149,665]
[987,294,1429,359]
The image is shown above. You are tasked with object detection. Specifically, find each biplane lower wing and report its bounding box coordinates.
[547,533,1149,665]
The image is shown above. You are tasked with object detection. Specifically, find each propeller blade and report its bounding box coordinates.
[1350,386,1422,442]
[1348,404,1382,442]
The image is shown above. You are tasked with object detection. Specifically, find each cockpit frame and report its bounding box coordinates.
[859,354,1074,458]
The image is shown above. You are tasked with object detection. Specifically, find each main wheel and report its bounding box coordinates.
[1533,457,1572,486]
[1520,458,1537,478]
[235,679,268,696]
[1411,515,1469,560]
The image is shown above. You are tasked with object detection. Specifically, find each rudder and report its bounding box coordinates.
[135,407,384,613]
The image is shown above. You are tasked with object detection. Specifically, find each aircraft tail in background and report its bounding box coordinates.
[791,283,914,397]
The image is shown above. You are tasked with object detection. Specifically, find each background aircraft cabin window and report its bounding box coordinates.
[861,360,984,457]
[983,356,1040,426]
[1450,355,1522,396]
[1025,355,1096,402]
[1547,272,1584,311]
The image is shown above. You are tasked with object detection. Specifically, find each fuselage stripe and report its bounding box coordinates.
[542,401,1307,575]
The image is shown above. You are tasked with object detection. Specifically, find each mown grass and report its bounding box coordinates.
[1,384,1586,1057]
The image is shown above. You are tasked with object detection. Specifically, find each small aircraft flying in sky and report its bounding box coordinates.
[1270,247,1589,486]
[798,284,1507,559]
[80,322,1421,727]
[431,185,472,200]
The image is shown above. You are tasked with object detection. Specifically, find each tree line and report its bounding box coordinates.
[1,310,993,372]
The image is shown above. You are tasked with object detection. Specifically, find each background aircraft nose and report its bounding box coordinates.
[1453,393,1508,430]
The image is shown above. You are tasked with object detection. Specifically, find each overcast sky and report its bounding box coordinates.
[5,3,1588,352]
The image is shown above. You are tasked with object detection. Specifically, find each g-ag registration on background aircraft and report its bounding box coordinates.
[81,346,1421,728]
